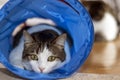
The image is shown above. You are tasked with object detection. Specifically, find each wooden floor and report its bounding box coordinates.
[80,36,120,74]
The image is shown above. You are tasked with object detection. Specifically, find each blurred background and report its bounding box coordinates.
[79,0,120,74]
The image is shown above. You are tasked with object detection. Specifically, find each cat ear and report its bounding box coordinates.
[23,30,34,43]
[52,33,67,49]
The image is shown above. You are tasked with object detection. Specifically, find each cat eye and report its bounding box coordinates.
[28,54,38,60]
[47,56,57,62]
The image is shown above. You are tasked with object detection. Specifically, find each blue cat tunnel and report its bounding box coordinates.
[0,0,94,80]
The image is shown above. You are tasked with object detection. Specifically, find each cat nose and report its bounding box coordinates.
[39,67,45,72]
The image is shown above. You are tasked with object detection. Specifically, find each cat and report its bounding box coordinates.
[81,1,119,41]
[9,18,70,73]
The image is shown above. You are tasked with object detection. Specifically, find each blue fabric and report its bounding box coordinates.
[0,0,94,80]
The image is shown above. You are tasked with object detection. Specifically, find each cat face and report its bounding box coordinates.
[22,30,66,73]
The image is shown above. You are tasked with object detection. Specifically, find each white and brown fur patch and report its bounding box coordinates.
[82,1,119,41]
